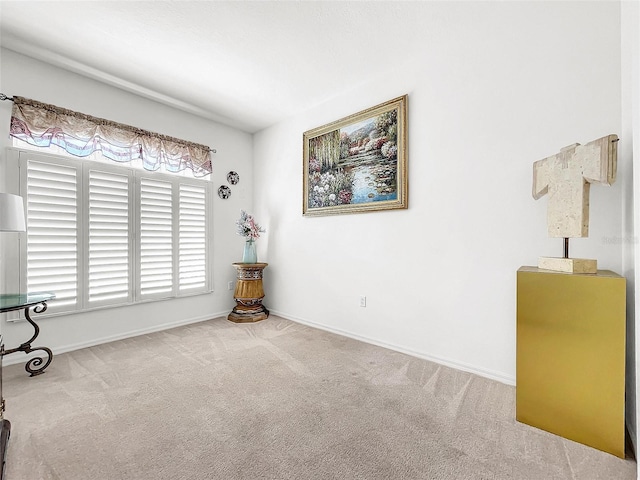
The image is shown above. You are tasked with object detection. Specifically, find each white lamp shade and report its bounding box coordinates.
[0,193,26,232]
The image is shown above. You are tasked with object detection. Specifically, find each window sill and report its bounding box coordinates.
[4,288,215,322]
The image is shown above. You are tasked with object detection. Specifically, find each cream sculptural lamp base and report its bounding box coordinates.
[532,135,617,276]
[538,257,597,274]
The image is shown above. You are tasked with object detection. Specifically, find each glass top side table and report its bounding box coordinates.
[0,292,55,377]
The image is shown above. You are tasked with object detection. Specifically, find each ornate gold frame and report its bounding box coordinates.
[303,95,408,216]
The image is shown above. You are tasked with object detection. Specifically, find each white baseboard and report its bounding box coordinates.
[270,309,516,386]
[2,311,229,367]
[4,307,516,386]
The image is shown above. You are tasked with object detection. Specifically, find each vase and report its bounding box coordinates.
[242,239,257,263]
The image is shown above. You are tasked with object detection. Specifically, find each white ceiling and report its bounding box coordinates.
[0,1,434,133]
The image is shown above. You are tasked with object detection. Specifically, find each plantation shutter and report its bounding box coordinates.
[140,178,173,297]
[26,159,78,309]
[87,169,131,305]
[16,149,212,317]
[178,184,207,291]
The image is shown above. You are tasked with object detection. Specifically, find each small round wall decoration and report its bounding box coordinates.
[227,171,240,185]
[218,185,231,199]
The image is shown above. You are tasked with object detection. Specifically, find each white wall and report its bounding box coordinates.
[621,0,640,464]
[253,1,623,384]
[0,1,628,403]
[0,49,253,360]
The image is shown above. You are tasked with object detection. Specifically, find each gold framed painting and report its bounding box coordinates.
[303,95,408,216]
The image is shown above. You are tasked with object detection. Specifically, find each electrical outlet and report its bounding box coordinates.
[359,296,366,307]
[227,281,234,291]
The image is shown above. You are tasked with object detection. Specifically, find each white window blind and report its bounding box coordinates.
[25,159,78,309]
[87,170,131,305]
[16,150,212,316]
[140,178,173,297]
[179,184,207,291]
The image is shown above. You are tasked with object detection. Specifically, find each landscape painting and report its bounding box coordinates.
[303,95,407,216]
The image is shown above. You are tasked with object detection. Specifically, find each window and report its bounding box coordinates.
[15,149,212,316]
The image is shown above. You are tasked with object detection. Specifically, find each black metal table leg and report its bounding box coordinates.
[0,419,9,480]
[2,302,53,377]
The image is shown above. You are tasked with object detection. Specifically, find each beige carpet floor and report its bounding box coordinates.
[2,316,636,479]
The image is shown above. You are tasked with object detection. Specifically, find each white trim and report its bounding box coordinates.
[4,307,516,384]
[3,290,215,323]
[270,310,515,386]
[5,289,216,322]
[2,310,229,367]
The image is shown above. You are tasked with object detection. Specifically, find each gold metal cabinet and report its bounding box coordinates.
[516,266,626,457]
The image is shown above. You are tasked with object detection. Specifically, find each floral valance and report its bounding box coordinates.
[10,96,213,177]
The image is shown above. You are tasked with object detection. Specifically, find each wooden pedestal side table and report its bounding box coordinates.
[228,263,269,323]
